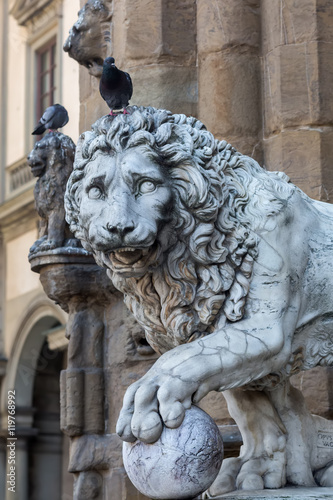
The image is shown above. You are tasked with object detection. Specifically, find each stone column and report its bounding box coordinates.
[262,0,333,200]
[197,0,262,161]
[78,0,198,131]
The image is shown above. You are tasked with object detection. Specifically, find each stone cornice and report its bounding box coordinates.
[10,0,54,26]
[0,186,36,232]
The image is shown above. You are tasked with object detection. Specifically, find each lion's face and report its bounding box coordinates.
[78,147,175,277]
[27,140,48,177]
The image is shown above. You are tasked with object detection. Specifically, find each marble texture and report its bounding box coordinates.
[123,406,223,499]
[210,486,333,499]
[65,107,333,497]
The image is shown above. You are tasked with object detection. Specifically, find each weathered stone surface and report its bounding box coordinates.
[80,100,106,135]
[80,65,101,103]
[263,42,333,134]
[69,434,122,471]
[197,0,260,53]
[63,0,112,77]
[197,0,261,161]
[105,467,151,500]
[73,470,103,500]
[262,0,318,53]
[292,367,333,420]
[214,486,333,499]
[198,50,260,155]
[160,0,197,63]
[262,0,333,55]
[130,64,197,116]
[113,0,196,66]
[263,128,333,201]
[104,297,156,432]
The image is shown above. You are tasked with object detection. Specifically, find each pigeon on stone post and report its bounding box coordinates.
[32,104,69,135]
[99,57,133,115]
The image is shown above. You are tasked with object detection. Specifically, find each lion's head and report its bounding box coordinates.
[65,106,294,353]
[63,0,112,77]
[28,132,75,223]
[28,132,75,179]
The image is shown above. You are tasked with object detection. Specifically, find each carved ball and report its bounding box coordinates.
[122,406,223,499]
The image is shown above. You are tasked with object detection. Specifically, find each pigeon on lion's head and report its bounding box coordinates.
[65,106,333,495]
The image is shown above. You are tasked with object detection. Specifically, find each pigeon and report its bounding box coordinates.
[32,104,69,135]
[99,57,133,115]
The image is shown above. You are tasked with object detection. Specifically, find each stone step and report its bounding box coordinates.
[213,487,333,499]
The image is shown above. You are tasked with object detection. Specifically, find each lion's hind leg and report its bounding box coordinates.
[207,388,287,496]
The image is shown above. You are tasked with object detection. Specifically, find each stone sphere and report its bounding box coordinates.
[122,406,223,499]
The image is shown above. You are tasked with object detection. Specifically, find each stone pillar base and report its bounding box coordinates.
[214,487,333,499]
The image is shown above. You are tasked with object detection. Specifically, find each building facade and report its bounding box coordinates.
[0,1,79,498]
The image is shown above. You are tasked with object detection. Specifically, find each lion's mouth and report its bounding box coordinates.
[30,163,45,177]
[109,247,151,266]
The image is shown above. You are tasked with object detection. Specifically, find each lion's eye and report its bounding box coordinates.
[88,186,103,199]
[139,181,156,194]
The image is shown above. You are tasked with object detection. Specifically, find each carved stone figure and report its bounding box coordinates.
[28,132,76,253]
[65,107,333,496]
[63,0,112,77]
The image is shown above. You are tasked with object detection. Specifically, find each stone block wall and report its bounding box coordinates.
[262,0,333,201]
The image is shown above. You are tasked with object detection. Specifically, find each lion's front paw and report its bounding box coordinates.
[38,238,64,251]
[116,370,197,444]
[29,235,47,254]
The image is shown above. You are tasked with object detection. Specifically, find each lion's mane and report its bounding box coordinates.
[65,106,295,353]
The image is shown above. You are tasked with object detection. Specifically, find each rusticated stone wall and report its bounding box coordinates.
[197,0,262,161]
[262,0,333,201]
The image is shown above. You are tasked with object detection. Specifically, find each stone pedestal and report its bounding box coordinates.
[30,247,156,499]
[215,487,333,499]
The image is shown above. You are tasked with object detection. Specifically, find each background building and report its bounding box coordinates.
[0,1,79,498]
[0,1,332,499]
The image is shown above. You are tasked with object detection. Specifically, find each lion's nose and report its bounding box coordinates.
[106,221,135,237]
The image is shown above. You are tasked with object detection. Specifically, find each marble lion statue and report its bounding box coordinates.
[65,107,333,495]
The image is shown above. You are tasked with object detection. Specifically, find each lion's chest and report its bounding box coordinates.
[35,174,59,216]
